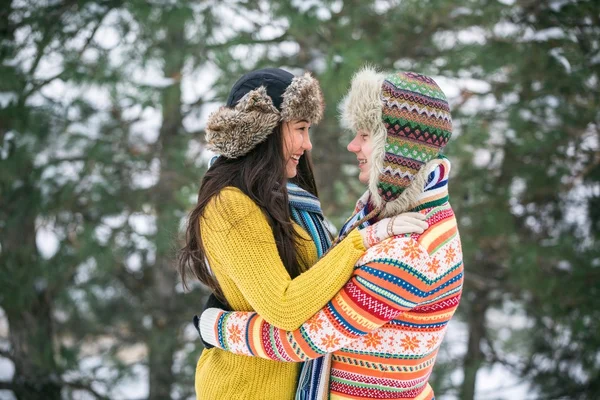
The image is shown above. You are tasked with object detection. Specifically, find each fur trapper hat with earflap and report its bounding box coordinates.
[205,68,325,159]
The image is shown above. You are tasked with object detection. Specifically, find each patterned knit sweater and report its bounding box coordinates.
[195,187,367,400]
[201,159,463,399]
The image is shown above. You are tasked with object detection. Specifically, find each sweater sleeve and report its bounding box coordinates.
[201,188,366,331]
[200,236,457,362]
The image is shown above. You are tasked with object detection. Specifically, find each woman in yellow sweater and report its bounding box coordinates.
[177,68,426,399]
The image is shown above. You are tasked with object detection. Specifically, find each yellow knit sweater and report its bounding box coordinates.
[195,187,365,399]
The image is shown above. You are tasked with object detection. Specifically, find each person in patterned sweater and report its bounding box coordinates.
[199,67,464,400]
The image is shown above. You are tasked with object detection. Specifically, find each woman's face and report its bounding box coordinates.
[282,120,312,178]
[347,130,373,184]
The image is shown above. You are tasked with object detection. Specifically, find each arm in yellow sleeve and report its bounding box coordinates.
[201,187,365,330]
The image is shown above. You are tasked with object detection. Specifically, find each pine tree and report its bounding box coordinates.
[1,1,230,398]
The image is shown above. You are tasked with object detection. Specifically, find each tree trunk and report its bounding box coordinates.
[2,174,62,400]
[147,17,186,400]
[459,290,489,400]
[7,299,62,400]
[1,7,61,387]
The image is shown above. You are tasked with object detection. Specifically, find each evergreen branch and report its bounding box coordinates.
[76,11,108,58]
[26,30,55,80]
[40,156,89,167]
[518,149,600,198]
[181,96,218,118]
[205,32,290,51]
[464,271,493,291]
[24,7,112,100]
[23,70,67,99]
[23,0,80,79]
[61,379,110,400]
[116,261,151,296]
[482,329,524,376]
[566,150,600,188]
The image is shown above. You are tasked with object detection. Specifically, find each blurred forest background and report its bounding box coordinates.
[1,0,599,399]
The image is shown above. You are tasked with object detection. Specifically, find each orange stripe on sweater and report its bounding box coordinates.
[245,316,260,356]
[249,317,271,360]
[354,264,431,297]
[278,328,300,362]
[291,329,322,360]
[426,225,457,254]
[415,384,435,400]
[418,219,456,253]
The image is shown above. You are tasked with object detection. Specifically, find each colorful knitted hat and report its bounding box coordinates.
[206,68,324,159]
[339,66,452,214]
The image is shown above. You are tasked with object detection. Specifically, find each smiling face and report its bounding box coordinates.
[282,120,313,178]
[347,129,374,184]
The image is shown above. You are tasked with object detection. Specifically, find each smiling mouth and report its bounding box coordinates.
[358,159,367,165]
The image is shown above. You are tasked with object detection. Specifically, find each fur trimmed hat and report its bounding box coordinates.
[206,68,324,159]
[339,66,452,216]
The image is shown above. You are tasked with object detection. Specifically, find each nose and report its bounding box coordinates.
[347,136,360,153]
[303,132,313,151]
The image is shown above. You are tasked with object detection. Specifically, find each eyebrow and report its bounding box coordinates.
[295,119,309,124]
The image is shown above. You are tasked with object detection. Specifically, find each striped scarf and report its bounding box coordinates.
[295,204,367,400]
[286,182,335,400]
[287,182,331,258]
[296,161,447,400]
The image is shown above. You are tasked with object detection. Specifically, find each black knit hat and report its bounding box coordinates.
[226,68,293,111]
[206,68,324,159]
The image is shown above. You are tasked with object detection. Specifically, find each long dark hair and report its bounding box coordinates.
[177,123,318,302]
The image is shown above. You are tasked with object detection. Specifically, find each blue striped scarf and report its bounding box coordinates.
[294,207,366,400]
[287,182,336,400]
[287,182,331,258]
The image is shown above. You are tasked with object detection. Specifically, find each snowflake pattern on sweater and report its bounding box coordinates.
[203,158,463,400]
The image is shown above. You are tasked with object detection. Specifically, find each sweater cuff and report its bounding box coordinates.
[346,228,366,251]
[199,308,224,348]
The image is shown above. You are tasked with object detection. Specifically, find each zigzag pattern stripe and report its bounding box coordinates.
[386,128,451,148]
[384,113,452,135]
[382,166,422,180]
[383,99,452,121]
[385,76,447,99]
[384,154,424,170]
[383,87,451,112]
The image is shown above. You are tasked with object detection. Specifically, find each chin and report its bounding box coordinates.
[358,173,369,185]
